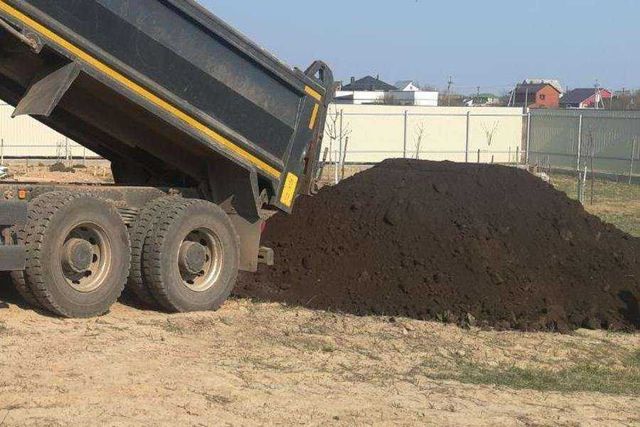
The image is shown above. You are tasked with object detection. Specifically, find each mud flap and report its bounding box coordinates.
[13,62,80,118]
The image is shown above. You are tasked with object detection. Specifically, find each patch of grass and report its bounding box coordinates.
[0,321,7,334]
[550,173,640,236]
[430,358,640,396]
[629,350,640,367]
[162,320,183,335]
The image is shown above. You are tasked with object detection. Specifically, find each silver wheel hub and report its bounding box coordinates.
[60,224,111,293]
[62,238,94,274]
[179,241,207,276]
[178,228,223,292]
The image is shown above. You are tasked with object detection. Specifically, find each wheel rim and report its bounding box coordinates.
[177,227,223,292]
[60,223,112,293]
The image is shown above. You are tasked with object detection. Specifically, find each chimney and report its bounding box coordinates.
[350,76,356,85]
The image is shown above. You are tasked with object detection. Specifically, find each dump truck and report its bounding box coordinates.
[0,0,333,317]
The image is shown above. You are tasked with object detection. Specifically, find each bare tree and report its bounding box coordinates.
[414,121,426,160]
[324,105,352,181]
[482,121,500,147]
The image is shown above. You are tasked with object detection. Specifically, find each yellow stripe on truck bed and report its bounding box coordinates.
[308,104,319,130]
[304,86,322,102]
[0,1,282,179]
[280,173,299,208]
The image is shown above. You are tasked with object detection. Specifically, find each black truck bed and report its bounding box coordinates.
[0,0,333,213]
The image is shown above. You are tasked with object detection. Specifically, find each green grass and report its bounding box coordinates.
[429,357,640,396]
[550,173,640,236]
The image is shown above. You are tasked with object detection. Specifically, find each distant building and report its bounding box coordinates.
[341,76,397,92]
[560,88,612,109]
[524,78,564,94]
[464,94,501,107]
[511,83,561,109]
[335,76,439,106]
[394,80,421,92]
[387,90,439,107]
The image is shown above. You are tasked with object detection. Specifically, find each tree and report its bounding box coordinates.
[482,121,499,147]
[324,105,352,167]
[608,90,640,110]
[413,121,426,159]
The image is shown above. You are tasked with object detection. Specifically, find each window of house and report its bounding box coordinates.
[539,94,546,100]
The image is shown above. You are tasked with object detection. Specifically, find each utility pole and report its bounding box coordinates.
[594,79,601,110]
[446,75,453,106]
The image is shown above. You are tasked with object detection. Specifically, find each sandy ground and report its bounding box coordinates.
[0,165,638,425]
[0,284,638,426]
[4,164,112,184]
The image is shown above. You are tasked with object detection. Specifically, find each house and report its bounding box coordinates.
[560,88,612,109]
[511,83,561,109]
[335,76,439,106]
[387,90,439,107]
[523,79,564,94]
[395,80,421,92]
[341,76,397,92]
[334,76,396,105]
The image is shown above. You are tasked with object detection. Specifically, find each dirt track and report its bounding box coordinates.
[1,285,639,426]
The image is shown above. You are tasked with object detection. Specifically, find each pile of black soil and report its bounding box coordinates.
[235,159,640,332]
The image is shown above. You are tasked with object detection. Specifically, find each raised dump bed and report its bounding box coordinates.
[0,0,334,317]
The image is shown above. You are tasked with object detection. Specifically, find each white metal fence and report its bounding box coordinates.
[322,105,528,172]
[0,103,98,160]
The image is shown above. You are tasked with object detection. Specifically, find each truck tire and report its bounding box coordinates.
[24,192,131,318]
[10,191,69,308]
[142,199,240,313]
[127,196,180,306]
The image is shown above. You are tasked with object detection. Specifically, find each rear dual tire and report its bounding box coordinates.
[142,200,240,313]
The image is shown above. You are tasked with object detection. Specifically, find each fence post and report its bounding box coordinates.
[576,114,583,199]
[403,110,408,158]
[337,109,344,184]
[630,138,637,184]
[525,111,531,164]
[341,136,350,180]
[477,149,480,163]
[465,111,471,162]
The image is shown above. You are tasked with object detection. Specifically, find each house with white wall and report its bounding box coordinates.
[335,76,439,106]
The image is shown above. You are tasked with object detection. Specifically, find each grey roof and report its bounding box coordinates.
[560,88,601,105]
[342,76,397,92]
[395,80,415,90]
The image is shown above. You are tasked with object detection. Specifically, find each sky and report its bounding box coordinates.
[202,0,639,94]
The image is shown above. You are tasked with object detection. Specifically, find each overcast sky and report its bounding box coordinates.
[202,0,639,93]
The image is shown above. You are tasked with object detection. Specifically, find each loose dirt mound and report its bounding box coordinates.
[235,159,640,332]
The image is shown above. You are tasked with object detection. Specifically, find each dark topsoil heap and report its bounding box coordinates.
[235,159,640,332]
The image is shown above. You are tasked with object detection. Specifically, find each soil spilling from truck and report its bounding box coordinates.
[235,159,640,332]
